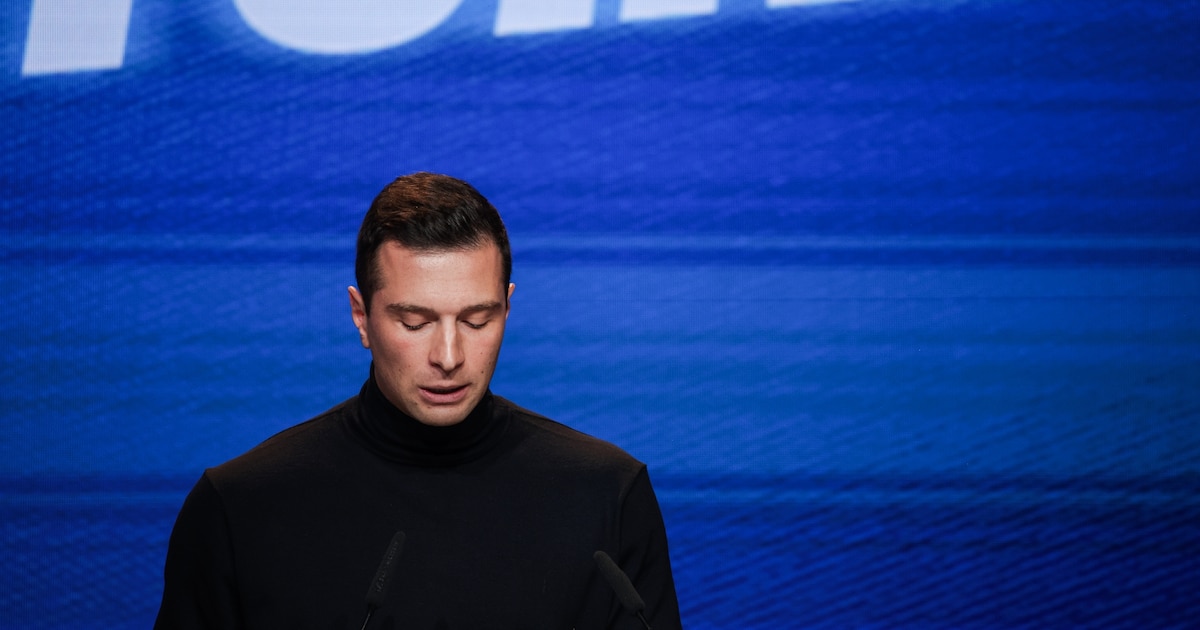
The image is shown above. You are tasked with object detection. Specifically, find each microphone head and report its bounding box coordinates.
[593,550,646,614]
[365,531,406,608]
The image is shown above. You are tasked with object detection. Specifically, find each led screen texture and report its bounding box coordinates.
[3,1,1199,628]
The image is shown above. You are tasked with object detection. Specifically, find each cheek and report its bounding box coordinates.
[469,331,506,363]
[370,327,421,363]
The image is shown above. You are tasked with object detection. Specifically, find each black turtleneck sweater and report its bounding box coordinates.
[154,374,681,630]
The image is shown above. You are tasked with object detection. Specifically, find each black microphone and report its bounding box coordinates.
[593,550,652,630]
[360,531,406,630]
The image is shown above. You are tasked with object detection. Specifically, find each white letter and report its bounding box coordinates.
[232,0,464,54]
[620,0,716,22]
[494,0,595,36]
[22,0,133,75]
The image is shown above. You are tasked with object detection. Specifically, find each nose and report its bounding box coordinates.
[429,321,464,373]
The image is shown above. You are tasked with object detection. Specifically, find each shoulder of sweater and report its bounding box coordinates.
[492,395,647,473]
[204,396,356,484]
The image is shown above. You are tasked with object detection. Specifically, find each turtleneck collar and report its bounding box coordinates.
[345,366,507,467]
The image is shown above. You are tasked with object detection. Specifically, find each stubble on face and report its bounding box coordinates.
[349,241,513,426]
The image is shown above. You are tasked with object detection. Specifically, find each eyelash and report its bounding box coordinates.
[401,320,488,331]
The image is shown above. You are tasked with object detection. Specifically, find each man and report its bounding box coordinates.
[155,173,682,629]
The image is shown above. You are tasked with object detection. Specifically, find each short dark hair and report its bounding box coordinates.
[355,172,512,312]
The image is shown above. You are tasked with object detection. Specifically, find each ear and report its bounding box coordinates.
[348,286,370,349]
[504,283,515,320]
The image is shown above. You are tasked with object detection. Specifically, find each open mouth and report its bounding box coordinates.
[420,384,468,403]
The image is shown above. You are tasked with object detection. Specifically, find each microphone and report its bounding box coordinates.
[593,550,652,630]
[360,531,406,630]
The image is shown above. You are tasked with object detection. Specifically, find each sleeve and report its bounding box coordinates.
[617,467,683,630]
[153,472,244,630]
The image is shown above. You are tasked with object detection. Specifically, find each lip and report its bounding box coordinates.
[419,384,469,405]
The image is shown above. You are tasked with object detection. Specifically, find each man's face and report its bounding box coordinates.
[349,240,513,427]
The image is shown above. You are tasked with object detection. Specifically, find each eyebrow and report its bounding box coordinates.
[383,301,504,318]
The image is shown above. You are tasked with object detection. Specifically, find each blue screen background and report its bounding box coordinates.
[3,1,1199,627]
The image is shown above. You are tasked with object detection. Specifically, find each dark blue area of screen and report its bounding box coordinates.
[2,1,1199,628]
[3,473,1199,629]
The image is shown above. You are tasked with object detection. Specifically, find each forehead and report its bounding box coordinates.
[372,241,505,304]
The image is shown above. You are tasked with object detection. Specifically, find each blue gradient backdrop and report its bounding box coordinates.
[2,0,1199,628]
